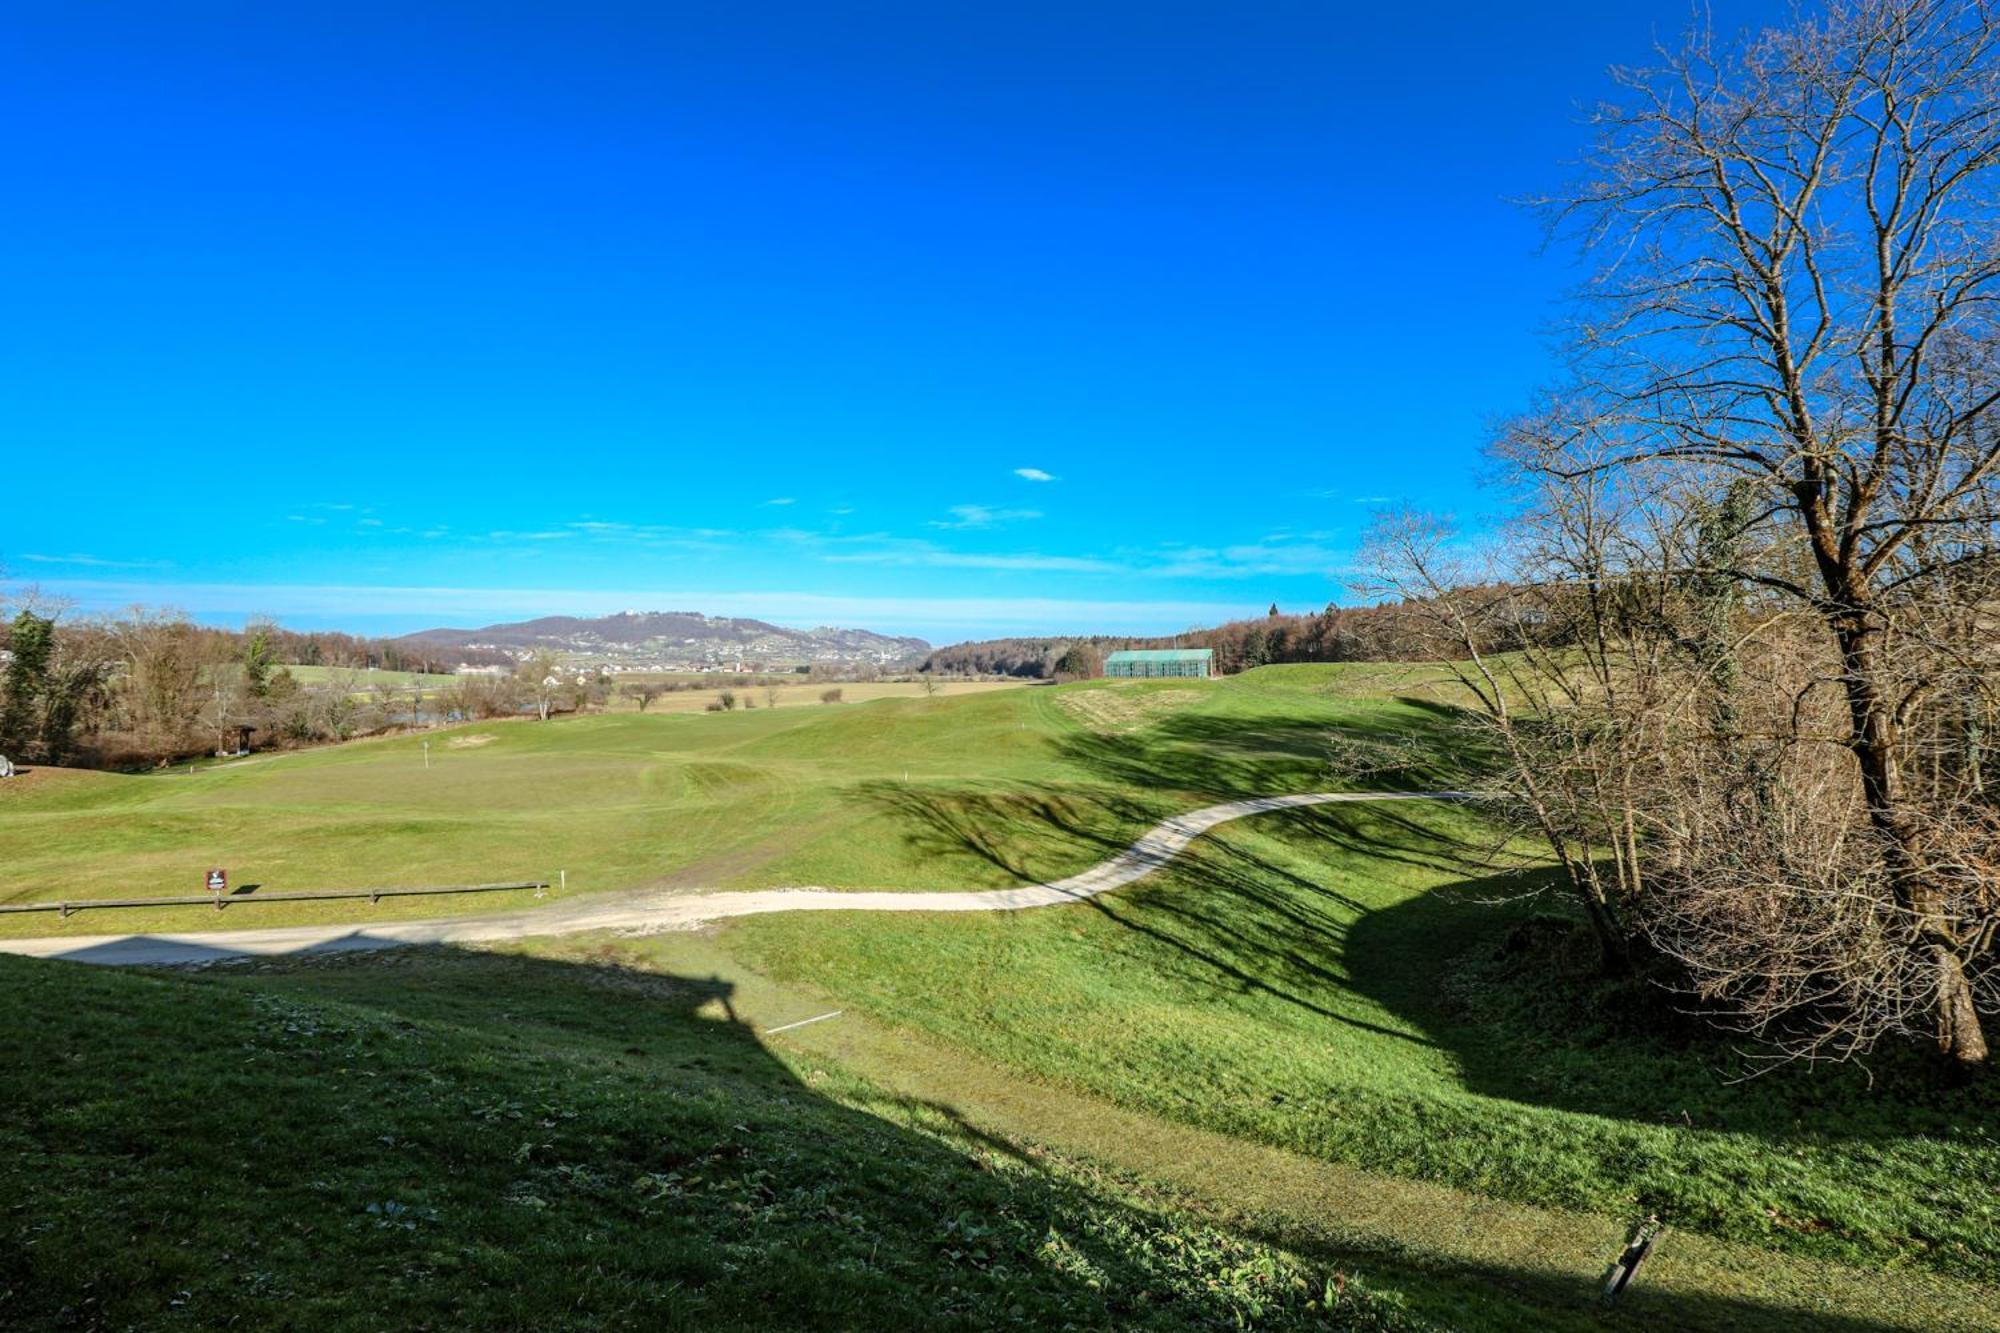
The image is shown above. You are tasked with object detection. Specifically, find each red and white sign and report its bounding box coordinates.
[206,868,227,893]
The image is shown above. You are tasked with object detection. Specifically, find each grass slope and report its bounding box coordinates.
[0,947,1438,1332]
[6,664,1997,1320]
[722,781,2000,1285]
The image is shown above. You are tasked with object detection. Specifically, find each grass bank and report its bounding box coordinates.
[0,947,1458,1331]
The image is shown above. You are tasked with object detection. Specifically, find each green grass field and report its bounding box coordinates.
[598,676,1029,714]
[0,671,1429,931]
[0,948,1438,1332]
[3,665,1996,1329]
[278,664,464,691]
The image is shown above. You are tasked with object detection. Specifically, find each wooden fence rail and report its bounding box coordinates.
[0,881,550,919]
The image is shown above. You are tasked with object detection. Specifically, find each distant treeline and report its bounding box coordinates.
[922,599,1516,678]
[0,606,513,771]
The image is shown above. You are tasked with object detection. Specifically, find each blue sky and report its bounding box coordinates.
[2,1,1772,643]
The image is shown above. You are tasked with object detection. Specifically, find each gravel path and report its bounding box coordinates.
[0,791,1460,966]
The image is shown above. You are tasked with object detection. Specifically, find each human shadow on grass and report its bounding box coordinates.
[5,947,1946,1333]
[2,946,1403,1332]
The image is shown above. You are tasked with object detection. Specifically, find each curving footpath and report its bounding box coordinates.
[0,791,1462,967]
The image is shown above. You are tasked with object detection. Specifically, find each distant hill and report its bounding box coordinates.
[397,611,928,669]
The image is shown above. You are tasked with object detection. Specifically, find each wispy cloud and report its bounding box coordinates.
[764,497,796,507]
[560,520,736,554]
[826,545,1114,574]
[486,529,575,542]
[1013,467,1055,482]
[1301,489,1391,504]
[17,553,166,570]
[928,504,1042,530]
[1144,538,1347,579]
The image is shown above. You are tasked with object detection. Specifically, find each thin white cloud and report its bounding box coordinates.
[17,553,166,570]
[1014,467,1056,482]
[764,497,796,506]
[928,504,1042,530]
[826,547,1113,574]
[563,520,734,547]
[1143,538,1347,579]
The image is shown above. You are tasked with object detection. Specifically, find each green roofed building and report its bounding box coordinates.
[1103,648,1214,679]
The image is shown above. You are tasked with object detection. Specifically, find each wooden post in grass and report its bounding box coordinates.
[1601,1216,1662,1305]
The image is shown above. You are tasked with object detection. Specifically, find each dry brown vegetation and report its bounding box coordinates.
[1364,0,2000,1072]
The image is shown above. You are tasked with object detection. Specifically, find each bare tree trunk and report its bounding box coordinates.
[1838,619,1989,1065]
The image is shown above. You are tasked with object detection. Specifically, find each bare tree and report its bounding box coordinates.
[1520,0,2000,1064]
[113,609,208,760]
[1355,510,1653,969]
[623,682,665,713]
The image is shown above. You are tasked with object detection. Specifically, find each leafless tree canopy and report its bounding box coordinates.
[1372,0,2000,1070]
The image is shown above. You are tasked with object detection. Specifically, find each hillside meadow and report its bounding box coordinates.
[0,670,1418,933]
[2,666,1996,1329]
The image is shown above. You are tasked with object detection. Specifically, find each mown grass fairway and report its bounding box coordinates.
[598,676,1028,714]
[0,671,1428,935]
[4,666,1997,1329]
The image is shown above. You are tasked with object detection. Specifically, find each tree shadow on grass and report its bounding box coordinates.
[863,762,1999,1154]
[865,782,1394,1023]
[1032,701,2000,1139]
[1048,706,1472,803]
[863,778,1490,1049]
[7,932,1968,1328]
[2,946,1399,1332]
[1344,878,2000,1147]
[0,946,1943,1333]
